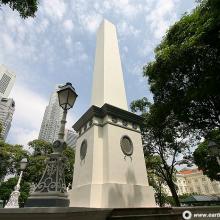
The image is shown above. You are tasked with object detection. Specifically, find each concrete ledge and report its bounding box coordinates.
[0,207,112,220]
[0,206,219,220]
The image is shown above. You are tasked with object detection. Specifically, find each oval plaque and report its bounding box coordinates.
[80,139,87,160]
[120,136,133,156]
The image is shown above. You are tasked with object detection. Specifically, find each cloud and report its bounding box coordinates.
[7,83,47,146]
[63,19,74,31]
[36,19,49,33]
[65,36,72,47]
[145,0,179,39]
[1,33,15,51]
[117,21,140,37]
[80,13,102,33]
[41,0,67,21]
[104,0,142,18]
[0,0,197,149]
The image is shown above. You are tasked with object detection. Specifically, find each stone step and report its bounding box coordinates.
[108,213,181,220]
[109,208,173,216]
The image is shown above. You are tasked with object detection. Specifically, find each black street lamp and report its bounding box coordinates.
[26,83,77,207]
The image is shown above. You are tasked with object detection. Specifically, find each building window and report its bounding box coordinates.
[202,177,206,181]
[0,73,11,94]
[196,186,201,194]
[204,185,209,193]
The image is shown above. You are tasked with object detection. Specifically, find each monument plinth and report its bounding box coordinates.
[69,19,155,208]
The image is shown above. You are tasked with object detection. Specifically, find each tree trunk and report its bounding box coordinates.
[167,180,180,207]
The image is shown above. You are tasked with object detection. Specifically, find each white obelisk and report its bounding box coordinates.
[69,19,155,208]
[91,20,128,110]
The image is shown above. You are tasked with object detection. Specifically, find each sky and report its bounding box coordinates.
[0,0,198,148]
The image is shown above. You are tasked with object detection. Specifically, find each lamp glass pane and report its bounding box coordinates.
[58,89,68,106]
[67,90,77,108]
[20,158,27,170]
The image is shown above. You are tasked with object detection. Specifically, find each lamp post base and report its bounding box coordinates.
[25,195,69,207]
[4,190,20,208]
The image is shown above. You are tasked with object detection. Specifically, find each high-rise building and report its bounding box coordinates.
[64,129,77,148]
[0,65,16,141]
[0,65,16,98]
[38,85,63,143]
[0,98,15,140]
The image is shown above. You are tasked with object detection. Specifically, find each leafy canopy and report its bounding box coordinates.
[0,0,38,18]
[193,129,220,181]
[144,0,220,133]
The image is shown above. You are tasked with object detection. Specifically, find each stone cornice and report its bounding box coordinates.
[73,103,143,131]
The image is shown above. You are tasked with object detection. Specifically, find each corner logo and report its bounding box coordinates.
[182,210,192,220]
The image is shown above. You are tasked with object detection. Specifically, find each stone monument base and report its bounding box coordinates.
[25,193,69,207]
[69,183,155,208]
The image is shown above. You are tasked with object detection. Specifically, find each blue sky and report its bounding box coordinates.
[0,0,197,147]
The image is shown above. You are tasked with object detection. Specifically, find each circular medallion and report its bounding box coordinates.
[120,136,133,156]
[132,123,138,130]
[80,139,87,160]
[112,117,118,123]
[122,120,128,127]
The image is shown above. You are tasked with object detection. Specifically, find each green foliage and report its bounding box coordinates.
[63,146,75,186]
[19,180,30,207]
[28,139,53,156]
[0,139,75,206]
[0,141,28,181]
[0,177,17,206]
[131,97,195,207]
[144,0,220,134]
[193,129,220,181]
[0,177,30,207]
[130,97,151,114]
[23,139,74,186]
[0,0,38,18]
[146,157,169,207]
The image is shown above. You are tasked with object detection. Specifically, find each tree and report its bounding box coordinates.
[0,139,75,206]
[23,139,75,187]
[131,98,195,207]
[193,129,220,181]
[0,141,28,181]
[0,176,30,207]
[143,0,220,134]
[146,155,169,207]
[0,0,38,18]
[0,177,17,207]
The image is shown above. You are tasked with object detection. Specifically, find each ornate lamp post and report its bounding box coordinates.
[26,82,77,207]
[5,158,28,208]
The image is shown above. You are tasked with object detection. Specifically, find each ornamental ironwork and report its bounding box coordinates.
[33,153,67,194]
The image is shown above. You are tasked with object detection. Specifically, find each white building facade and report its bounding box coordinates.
[38,85,63,143]
[164,168,220,196]
[0,65,16,141]
[64,129,77,148]
[0,65,16,98]
[0,98,15,140]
